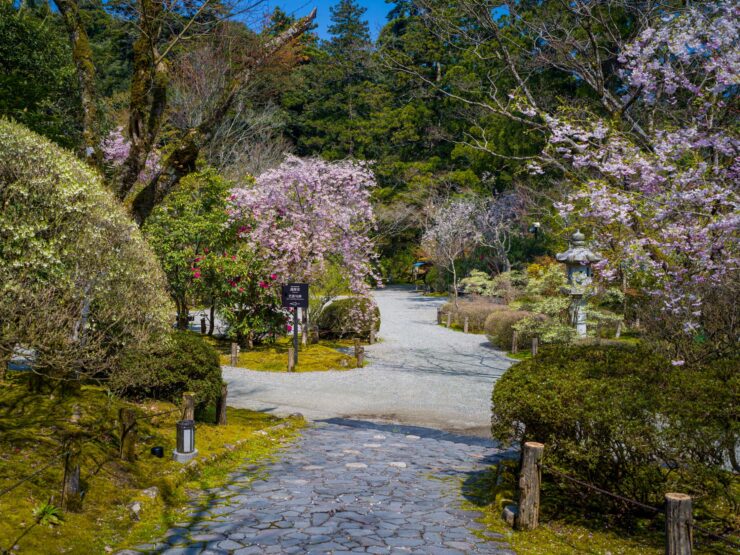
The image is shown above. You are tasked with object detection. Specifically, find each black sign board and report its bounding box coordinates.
[281,283,309,308]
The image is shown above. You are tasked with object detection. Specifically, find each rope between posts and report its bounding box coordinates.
[0,450,69,499]
[135,407,181,422]
[543,464,740,548]
[542,464,661,513]
[693,523,740,549]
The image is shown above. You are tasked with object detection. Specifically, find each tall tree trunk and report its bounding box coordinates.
[53,0,99,162]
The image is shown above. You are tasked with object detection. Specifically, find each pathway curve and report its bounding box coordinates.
[225,287,512,436]
[128,421,515,555]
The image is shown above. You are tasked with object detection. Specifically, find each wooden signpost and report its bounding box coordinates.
[282,283,309,368]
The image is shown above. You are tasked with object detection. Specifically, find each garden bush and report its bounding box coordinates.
[316,297,380,340]
[484,310,544,350]
[491,344,738,509]
[440,299,507,333]
[111,332,223,410]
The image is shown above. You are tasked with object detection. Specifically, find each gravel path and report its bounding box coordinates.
[224,287,512,436]
[126,421,515,555]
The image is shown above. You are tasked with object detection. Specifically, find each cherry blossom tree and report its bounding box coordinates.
[422,199,482,306]
[542,2,739,363]
[229,156,380,338]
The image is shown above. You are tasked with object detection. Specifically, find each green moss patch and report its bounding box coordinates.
[0,376,303,553]
[208,336,361,372]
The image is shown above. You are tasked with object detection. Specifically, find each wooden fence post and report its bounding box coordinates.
[446,312,452,328]
[665,493,693,555]
[119,408,137,462]
[354,340,365,367]
[615,321,623,339]
[230,342,239,366]
[287,346,295,372]
[437,308,442,325]
[464,316,469,333]
[516,441,544,531]
[62,439,82,512]
[511,331,519,354]
[200,316,207,334]
[181,392,195,421]
[531,337,539,357]
[369,318,376,344]
[215,383,228,425]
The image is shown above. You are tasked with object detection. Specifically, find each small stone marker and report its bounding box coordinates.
[531,337,539,357]
[446,312,452,328]
[502,504,518,527]
[463,316,469,333]
[181,392,195,421]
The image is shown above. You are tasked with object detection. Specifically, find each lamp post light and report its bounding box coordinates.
[556,230,602,337]
[173,419,197,463]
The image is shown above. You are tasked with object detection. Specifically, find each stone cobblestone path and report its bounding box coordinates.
[126,420,516,554]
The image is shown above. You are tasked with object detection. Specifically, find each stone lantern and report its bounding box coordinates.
[556,230,602,337]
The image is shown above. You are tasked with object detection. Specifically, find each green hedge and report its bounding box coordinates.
[484,310,543,350]
[491,344,738,508]
[316,297,380,340]
[111,332,223,411]
[441,299,508,333]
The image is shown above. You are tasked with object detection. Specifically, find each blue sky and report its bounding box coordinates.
[263,0,392,40]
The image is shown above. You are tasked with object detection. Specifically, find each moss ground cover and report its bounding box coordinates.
[0,375,303,553]
[208,336,361,372]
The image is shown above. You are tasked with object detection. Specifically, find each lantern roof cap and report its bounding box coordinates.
[556,230,602,264]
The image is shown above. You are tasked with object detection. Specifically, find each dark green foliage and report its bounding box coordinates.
[0,4,81,148]
[316,298,380,340]
[491,344,738,509]
[112,332,223,410]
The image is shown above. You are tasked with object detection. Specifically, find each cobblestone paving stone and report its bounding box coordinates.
[126,420,516,555]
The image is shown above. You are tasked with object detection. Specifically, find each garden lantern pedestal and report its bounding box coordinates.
[556,230,601,337]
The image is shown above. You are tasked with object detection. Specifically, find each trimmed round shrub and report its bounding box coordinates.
[484,310,544,349]
[316,297,380,340]
[491,344,738,508]
[441,300,508,333]
[112,332,223,410]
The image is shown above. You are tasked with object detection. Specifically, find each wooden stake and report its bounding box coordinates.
[446,312,451,328]
[119,408,137,462]
[287,346,295,372]
[230,342,239,366]
[181,392,195,421]
[354,340,364,367]
[215,383,228,425]
[516,441,544,531]
[463,316,469,333]
[200,316,206,334]
[531,337,539,357]
[62,440,82,512]
[665,493,693,555]
[511,331,519,354]
[437,308,442,325]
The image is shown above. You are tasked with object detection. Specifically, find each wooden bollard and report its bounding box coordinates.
[287,346,295,372]
[463,316,469,333]
[200,316,207,334]
[615,321,622,339]
[531,337,539,356]
[446,312,452,328]
[516,441,544,531]
[437,308,442,324]
[511,331,519,354]
[369,319,376,344]
[230,342,239,366]
[119,408,137,462]
[354,340,365,367]
[665,493,693,555]
[62,440,82,512]
[215,383,228,425]
[181,392,195,421]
